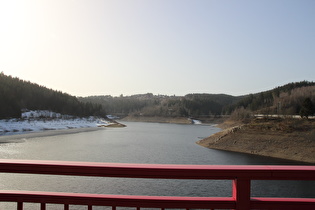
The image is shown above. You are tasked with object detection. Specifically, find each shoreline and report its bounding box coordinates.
[122,116,192,124]
[0,127,103,144]
[197,119,315,164]
[2,116,314,164]
[121,115,226,125]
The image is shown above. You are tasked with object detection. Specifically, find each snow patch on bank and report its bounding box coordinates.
[0,110,111,136]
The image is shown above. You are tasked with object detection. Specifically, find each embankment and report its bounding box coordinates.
[197,119,315,163]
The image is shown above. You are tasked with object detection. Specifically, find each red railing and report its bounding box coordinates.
[0,159,314,210]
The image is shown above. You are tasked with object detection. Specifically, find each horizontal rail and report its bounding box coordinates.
[1,191,315,210]
[0,191,235,209]
[251,197,315,209]
[0,159,314,210]
[0,159,314,180]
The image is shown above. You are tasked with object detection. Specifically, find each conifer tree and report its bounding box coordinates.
[300,98,314,119]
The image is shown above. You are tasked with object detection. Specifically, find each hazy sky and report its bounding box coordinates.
[1,0,314,97]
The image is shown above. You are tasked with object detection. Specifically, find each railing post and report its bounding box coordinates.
[40,203,46,210]
[17,202,23,210]
[233,178,251,210]
[64,204,69,210]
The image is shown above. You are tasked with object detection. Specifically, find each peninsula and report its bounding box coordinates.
[197,118,315,163]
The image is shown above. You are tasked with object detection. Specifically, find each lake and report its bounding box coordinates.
[0,121,314,209]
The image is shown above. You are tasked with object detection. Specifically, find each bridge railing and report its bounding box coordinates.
[0,159,314,210]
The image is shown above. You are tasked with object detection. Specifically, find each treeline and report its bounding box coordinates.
[0,72,106,119]
[2,71,313,120]
[183,94,241,116]
[224,81,315,116]
[80,93,156,116]
[80,81,315,119]
[80,93,241,118]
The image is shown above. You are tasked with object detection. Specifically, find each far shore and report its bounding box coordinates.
[121,115,226,124]
[0,127,103,144]
[122,116,192,124]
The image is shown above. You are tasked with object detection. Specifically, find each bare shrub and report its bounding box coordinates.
[230,107,253,121]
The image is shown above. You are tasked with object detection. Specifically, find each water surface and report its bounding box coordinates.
[0,122,313,209]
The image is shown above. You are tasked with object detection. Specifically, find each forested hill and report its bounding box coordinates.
[79,93,242,117]
[0,73,106,119]
[224,81,315,116]
[2,72,313,120]
[80,81,315,118]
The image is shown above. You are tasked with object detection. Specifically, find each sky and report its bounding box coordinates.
[0,0,314,97]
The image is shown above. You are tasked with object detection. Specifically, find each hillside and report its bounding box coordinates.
[0,73,106,119]
[79,93,242,118]
[1,72,314,121]
[80,81,315,122]
[224,81,315,115]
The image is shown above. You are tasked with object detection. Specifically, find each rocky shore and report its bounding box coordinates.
[197,118,315,163]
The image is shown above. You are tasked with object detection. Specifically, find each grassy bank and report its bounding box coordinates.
[197,118,315,163]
